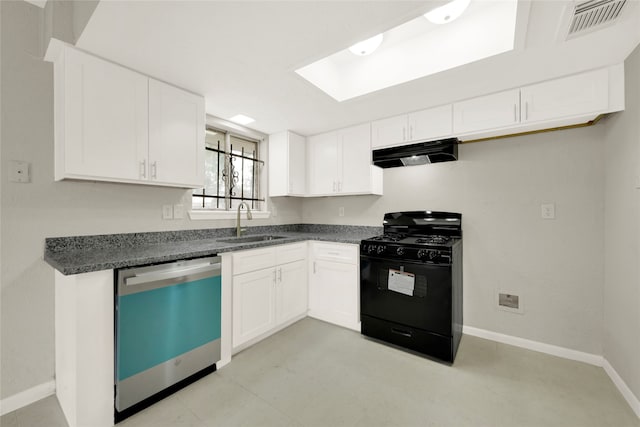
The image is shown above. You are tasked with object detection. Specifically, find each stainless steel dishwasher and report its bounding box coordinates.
[115,256,221,421]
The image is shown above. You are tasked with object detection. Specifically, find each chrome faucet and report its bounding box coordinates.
[236,202,253,237]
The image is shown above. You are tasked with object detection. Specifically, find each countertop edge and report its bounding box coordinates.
[45,233,371,276]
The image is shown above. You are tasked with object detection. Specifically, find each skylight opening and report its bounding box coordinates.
[295,0,518,102]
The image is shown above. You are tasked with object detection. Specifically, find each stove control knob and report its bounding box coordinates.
[417,249,427,259]
[429,250,438,259]
[367,245,374,254]
[377,245,385,254]
[396,247,405,256]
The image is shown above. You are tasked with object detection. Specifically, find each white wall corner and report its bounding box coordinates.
[0,380,56,416]
[603,359,640,419]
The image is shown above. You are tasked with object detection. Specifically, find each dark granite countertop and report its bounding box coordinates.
[45,224,381,275]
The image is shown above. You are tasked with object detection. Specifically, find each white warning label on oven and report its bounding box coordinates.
[388,269,415,296]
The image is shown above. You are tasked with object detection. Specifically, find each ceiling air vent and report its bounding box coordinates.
[567,0,627,38]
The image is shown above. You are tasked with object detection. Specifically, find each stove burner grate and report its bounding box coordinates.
[415,235,450,245]
[369,233,406,242]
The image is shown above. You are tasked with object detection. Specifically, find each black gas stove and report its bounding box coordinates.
[360,211,463,362]
[361,211,461,263]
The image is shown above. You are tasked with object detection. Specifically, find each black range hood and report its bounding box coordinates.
[372,138,459,168]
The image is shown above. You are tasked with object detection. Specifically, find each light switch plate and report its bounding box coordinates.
[162,205,173,220]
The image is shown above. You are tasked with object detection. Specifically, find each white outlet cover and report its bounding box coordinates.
[9,160,30,183]
[541,203,555,219]
[162,204,173,220]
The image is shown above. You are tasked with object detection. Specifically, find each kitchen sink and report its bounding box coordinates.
[217,235,287,244]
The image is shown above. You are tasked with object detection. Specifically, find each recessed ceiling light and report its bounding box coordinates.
[348,34,384,56]
[424,0,471,25]
[229,114,255,125]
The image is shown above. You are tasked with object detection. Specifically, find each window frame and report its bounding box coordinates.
[188,116,270,220]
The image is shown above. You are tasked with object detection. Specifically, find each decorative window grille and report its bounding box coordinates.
[192,128,264,210]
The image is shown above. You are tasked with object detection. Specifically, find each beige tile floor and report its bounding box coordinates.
[2,317,639,427]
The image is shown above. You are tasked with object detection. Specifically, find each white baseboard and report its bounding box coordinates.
[462,325,604,366]
[0,380,56,416]
[463,325,639,419]
[603,358,640,418]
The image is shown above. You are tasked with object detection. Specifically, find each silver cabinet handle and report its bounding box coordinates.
[514,104,517,122]
[525,102,529,120]
[337,181,342,192]
[273,269,277,283]
[140,159,147,179]
[402,127,406,141]
[313,261,316,274]
[277,268,282,282]
[151,161,158,179]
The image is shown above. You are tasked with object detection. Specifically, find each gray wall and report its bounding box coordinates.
[603,44,640,401]
[0,0,301,399]
[303,126,606,355]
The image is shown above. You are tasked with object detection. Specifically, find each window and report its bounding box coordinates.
[192,128,264,211]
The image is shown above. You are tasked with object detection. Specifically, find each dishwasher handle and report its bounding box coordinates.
[124,262,221,287]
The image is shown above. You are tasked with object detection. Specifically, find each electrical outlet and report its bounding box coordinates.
[497,291,524,314]
[338,207,345,217]
[9,160,30,183]
[541,203,555,219]
[173,204,184,219]
[162,204,173,220]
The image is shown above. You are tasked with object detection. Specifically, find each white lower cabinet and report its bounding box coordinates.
[231,243,307,350]
[308,242,360,331]
[232,267,277,346]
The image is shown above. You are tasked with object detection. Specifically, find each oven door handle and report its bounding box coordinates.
[391,328,413,338]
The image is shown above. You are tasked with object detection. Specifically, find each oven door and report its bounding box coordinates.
[360,255,452,336]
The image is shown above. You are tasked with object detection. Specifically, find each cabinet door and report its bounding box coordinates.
[339,123,372,194]
[268,131,306,197]
[520,68,608,124]
[371,114,407,148]
[267,131,289,197]
[308,259,359,331]
[63,48,148,181]
[408,105,452,142]
[232,268,276,347]
[453,89,520,134]
[148,79,205,188]
[288,132,307,195]
[276,260,308,324]
[307,131,339,195]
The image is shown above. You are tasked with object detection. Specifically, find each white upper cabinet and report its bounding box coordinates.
[46,42,205,188]
[371,114,407,149]
[453,89,520,134]
[308,123,382,196]
[372,105,452,149]
[451,65,623,139]
[307,130,340,195]
[148,79,205,187]
[339,123,375,194]
[58,47,149,182]
[408,105,453,143]
[520,68,609,124]
[268,131,306,197]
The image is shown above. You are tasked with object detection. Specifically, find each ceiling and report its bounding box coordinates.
[76,0,640,137]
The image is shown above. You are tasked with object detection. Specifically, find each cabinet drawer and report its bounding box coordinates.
[232,247,277,275]
[276,242,307,264]
[311,242,358,264]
